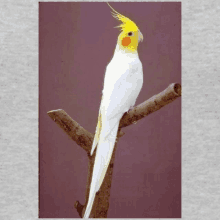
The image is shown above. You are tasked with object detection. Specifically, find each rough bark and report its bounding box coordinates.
[47,82,181,218]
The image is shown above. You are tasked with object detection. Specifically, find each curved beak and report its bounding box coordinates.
[138,30,144,42]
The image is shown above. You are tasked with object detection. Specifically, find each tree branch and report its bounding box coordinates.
[47,82,181,218]
[47,109,93,154]
[119,83,181,128]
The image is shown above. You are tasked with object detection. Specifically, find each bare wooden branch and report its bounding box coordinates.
[119,83,181,128]
[47,83,181,150]
[47,111,125,153]
[74,201,84,218]
[47,112,122,218]
[47,109,93,154]
[47,82,181,218]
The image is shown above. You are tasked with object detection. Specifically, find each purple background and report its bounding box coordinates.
[39,2,181,218]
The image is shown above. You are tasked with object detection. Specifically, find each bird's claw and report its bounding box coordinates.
[127,106,135,113]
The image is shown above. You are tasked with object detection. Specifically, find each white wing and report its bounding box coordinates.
[83,53,143,218]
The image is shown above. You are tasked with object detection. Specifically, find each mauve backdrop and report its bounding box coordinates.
[39,2,181,218]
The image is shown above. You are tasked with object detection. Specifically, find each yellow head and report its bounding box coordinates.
[107,3,143,53]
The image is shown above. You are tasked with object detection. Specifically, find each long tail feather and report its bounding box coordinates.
[90,111,102,156]
[83,122,119,218]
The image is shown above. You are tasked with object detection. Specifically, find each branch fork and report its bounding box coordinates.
[47,83,181,218]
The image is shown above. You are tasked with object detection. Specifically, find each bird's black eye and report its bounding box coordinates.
[128,32,133,36]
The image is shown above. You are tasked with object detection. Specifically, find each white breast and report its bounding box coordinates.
[101,48,143,120]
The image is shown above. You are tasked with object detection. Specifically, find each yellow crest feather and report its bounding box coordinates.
[107,2,139,33]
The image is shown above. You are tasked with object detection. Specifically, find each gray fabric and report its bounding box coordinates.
[0,0,219,219]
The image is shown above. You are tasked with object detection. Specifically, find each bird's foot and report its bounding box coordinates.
[127,106,135,113]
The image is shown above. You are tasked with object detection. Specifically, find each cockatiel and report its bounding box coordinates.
[83,3,143,218]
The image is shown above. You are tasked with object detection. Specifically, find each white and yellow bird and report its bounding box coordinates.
[83,3,144,218]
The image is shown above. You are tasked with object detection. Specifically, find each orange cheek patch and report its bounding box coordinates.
[122,37,131,46]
